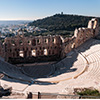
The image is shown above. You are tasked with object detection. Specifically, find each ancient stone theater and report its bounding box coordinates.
[0,18,100,98]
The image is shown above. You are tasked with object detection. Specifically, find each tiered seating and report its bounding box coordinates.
[1,38,100,94]
[84,46,100,79]
[58,39,100,93]
[61,63,99,93]
[90,53,100,80]
[83,41,100,56]
[21,63,55,78]
[36,51,87,82]
[55,60,64,69]
[95,51,100,59]
[63,41,100,89]
[76,39,100,57]
[0,59,33,82]
[76,51,98,80]
[86,53,98,63]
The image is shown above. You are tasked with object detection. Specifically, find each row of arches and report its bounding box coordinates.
[12,48,58,58]
[10,37,57,46]
[8,45,58,53]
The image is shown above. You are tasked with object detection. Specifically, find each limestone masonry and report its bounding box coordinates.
[0,18,99,63]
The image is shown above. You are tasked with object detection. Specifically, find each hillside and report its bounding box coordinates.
[29,14,100,37]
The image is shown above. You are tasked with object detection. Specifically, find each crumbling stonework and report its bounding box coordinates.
[0,18,99,63]
[61,18,99,57]
[3,35,62,63]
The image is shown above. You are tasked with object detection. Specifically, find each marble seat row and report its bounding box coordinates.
[0,60,33,82]
[21,64,55,78]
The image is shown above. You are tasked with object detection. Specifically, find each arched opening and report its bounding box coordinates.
[52,38,56,44]
[11,40,15,46]
[45,39,48,44]
[19,40,23,45]
[32,39,36,46]
[44,49,48,55]
[19,51,24,57]
[91,21,94,29]
[28,40,31,45]
[32,49,36,56]
[37,39,40,45]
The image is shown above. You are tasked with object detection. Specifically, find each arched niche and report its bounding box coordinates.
[31,49,36,56]
[44,49,48,55]
[19,51,24,57]
[32,39,36,46]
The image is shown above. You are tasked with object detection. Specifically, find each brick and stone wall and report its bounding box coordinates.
[0,18,99,63]
[61,18,100,57]
[3,35,62,63]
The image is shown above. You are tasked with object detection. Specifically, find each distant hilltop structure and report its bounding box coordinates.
[61,12,63,15]
[0,18,99,64]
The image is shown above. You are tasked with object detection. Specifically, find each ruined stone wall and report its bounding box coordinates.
[4,35,62,62]
[0,18,99,63]
[62,18,100,57]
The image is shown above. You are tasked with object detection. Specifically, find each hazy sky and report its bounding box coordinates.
[0,0,100,20]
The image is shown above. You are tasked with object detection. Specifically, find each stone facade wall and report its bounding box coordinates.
[3,35,62,62]
[0,18,99,63]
